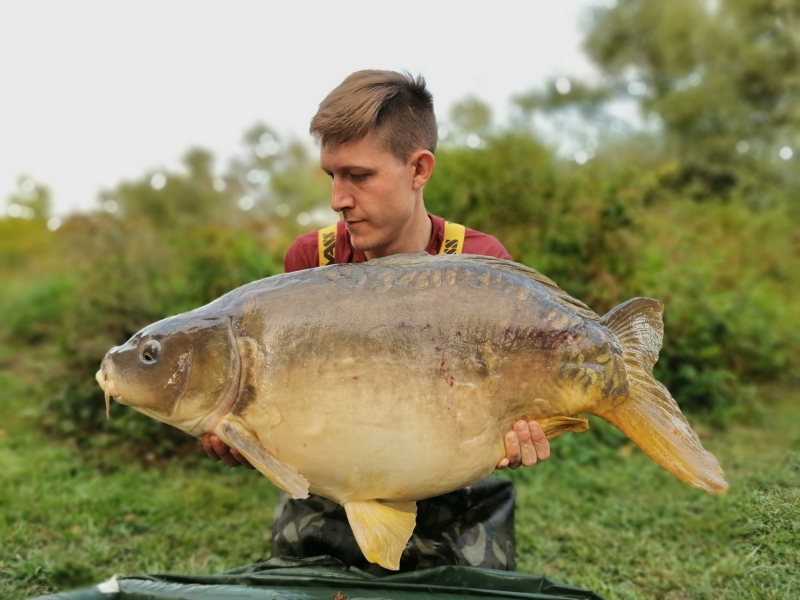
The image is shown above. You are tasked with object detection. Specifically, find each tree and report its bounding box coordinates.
[101,147,235,230]
[593,3,796,145]
[5,176,52,221]
[515,0,800,201]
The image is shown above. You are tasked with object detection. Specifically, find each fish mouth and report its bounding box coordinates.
[95,360,122,420]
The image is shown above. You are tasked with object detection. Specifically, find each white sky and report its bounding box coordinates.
[0,1,597,216]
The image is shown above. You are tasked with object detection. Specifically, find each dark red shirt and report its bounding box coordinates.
[284,214,510,273]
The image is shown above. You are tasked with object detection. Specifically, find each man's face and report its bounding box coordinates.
[320,133,419,256]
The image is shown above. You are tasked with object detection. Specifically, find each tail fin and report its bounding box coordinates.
[596,298,728,494]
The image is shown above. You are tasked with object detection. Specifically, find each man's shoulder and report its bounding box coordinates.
[462,226,511,260]
[284,230,319,273]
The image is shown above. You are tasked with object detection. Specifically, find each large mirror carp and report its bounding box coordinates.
[96,253,727,570]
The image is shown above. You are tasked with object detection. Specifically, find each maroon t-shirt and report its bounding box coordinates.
[284,214,510,273]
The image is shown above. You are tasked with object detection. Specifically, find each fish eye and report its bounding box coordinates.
[140,339,161,364]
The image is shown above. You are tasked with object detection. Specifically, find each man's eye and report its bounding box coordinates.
[351,173,367,181]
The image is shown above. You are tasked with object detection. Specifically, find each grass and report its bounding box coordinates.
[0,370,280,599]
[507,396,799,599]
[0,273,797,599]
[2,374,797,599]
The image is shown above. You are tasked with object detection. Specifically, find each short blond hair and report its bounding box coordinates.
[310,70,437,163]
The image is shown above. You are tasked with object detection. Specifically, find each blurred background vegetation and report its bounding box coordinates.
[3,0,797,451]
[1,0,798,597]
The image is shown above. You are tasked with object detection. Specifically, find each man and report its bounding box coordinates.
[202,70,550,574]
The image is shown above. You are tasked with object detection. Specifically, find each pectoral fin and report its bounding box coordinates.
[539,416,589,439]
[343,499,417,570]
[218,420,309,499]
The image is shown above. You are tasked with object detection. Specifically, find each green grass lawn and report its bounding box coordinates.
[1,361,797,599]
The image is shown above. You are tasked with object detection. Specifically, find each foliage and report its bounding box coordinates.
[7,215,283,445]
[515,0,800,205]
[585,0,800,153]
[0,218,57,271]
[1,1,798,449]
[3,128,333,449]
[427,133,798,423]
[4,176,52,221]
[1,117,797,450]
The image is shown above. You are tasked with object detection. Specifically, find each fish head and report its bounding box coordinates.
[96,312,239,433]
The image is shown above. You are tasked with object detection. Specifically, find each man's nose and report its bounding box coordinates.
[330,178,355,213]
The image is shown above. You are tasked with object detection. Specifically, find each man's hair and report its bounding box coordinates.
[310,70,437,163]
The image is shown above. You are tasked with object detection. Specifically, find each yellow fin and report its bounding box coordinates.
[539,416,589,439]
[597,298,728,494]
[343,499,417,570]
[218,420,309,499]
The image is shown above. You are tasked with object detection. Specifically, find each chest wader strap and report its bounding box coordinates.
[439,221,466,255]
[318,220,465,265]
[318,224,337,266]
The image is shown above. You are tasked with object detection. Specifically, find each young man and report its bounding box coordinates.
[202,70,550,573]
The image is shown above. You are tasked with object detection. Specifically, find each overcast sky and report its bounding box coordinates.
[0,1,599,216]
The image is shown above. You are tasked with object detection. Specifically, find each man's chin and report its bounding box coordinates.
[346,228,378,254]
[349,236,373,253]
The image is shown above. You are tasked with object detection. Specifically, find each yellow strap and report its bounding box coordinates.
[318,224,337,266]
[439,221,466,255]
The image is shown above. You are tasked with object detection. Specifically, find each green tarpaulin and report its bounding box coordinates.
[35,556,604,600]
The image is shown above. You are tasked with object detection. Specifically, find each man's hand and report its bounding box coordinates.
[496,420,550,470]
[202,422,546,472]
[201,433,256,469]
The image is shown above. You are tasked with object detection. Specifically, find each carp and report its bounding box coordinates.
[96,253,727,570]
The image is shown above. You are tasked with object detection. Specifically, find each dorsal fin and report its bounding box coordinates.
[365,253,600,320]
[599,297,664,369]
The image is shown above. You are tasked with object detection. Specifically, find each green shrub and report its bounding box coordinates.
[7,215,282,449]
[3,129,797,451]
[428,135,798,420]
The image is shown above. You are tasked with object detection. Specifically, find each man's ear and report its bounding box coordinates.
[410,150,435,191]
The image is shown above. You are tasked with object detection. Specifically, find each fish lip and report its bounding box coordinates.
[96,361,123,418]
[190,317,242,436]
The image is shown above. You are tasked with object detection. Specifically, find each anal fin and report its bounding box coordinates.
[343,499,417,570]
[218,420,309,499]
[539,415,589,439]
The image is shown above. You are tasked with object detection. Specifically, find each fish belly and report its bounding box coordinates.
[240,361,508,504]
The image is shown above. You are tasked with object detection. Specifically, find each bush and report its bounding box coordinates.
[8,215,282,450]
[428,134,799,420]
[3,129,797,451]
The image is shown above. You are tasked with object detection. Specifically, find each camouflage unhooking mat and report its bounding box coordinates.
[34,556,604,600]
